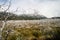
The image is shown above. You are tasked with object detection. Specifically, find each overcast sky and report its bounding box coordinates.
[0,0,60,18]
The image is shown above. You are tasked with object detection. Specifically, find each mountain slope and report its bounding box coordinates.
[0,12,47,20]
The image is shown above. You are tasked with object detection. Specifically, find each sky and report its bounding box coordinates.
[0,0,60,18]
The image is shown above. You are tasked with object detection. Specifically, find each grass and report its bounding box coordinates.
[1,19,60,40]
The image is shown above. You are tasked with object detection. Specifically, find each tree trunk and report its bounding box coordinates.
[0,21,6,40]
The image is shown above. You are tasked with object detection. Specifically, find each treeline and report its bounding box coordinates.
[0,12,47,20]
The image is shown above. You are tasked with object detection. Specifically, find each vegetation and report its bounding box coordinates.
[0,0,60,40]
[1,19,60,40]
[0,12,47,20]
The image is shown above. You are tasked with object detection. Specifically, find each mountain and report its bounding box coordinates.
[0,12,47,20]
[52,17,60,19]
[0,12,17,20]
[18,14,47,20]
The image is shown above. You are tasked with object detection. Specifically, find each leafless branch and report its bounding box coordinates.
[0,0,12,40]
[4,0,11,12]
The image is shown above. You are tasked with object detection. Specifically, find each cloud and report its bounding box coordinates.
[10,0,60,17]
[0,0,60,18]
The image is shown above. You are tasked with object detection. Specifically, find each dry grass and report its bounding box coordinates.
[0,19,60,40]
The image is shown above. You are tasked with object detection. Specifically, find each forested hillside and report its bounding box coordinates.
[0,12,47,20]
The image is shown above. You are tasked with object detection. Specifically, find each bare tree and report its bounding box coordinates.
[0,0,12,40]
[0,0,19,39]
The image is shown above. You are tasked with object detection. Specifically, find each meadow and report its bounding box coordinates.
[0,19,60,40]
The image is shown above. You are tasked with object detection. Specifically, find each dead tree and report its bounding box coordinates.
[0,0,12,40]
[0,0,19,40]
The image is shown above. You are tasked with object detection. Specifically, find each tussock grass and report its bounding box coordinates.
[1,19,60,40]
